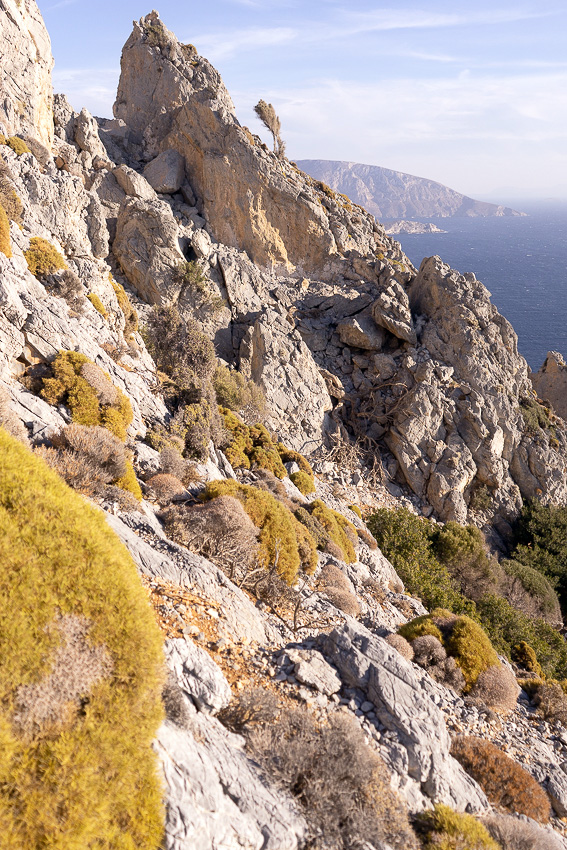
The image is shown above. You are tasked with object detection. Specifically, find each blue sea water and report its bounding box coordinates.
[395,202,567,371]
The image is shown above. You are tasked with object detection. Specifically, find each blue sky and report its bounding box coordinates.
[38,0,567,199]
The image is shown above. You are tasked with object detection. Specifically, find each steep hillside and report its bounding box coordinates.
[297,159,526,219]
[2,4,567,849]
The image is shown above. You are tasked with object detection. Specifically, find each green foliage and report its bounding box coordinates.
[25,237,66,278]
[276,444,314,477]
[175,259,208,292]
[511,500,567,608]
[6,136,30,156]
[202,479,317,584]
[451,736,550,822]
[367,508,476,615]
[512,641,543,676]
[0,428,164,847]
[416,804,500,850]
[469,484,493,512]
[290,470,316,495]
[294,505,330,550]
[114,460,143,501]
[213,364,266,419]
[109,276,138,336]
[310,500,357,563]
[183,398,218,460]
[432,522,499,600]
[349,504,363,519]
[221,408,285,478]
[41,351,133,442]
[87,292,107,317]
[502,558,560,622]
[520,397,555,434]
[0,203,11,258]
[398,615,443,644]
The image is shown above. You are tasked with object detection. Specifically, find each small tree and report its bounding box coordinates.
[254,99,286,158]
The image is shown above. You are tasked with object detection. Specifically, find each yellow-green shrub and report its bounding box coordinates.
[399,611,499,690]
[202,479,317,584]
[213,364,265,417]
[290,470,316,495]
[511,640,543,676]
[114,460,143,501]
[25,237,66,278]
[416,804,500,850]
[0,134,5,145]
[276,444,314,477]
[87,292,107,317]
[110,275,138,337]
[0,427,164,848]
[0,203,11,257]
[41,351,133,441]
[349,504,362,519]
[6,136,30,156]
[310,500,357,563]
[221,408,286,477]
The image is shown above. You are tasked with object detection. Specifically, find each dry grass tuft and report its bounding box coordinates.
[385,633,414,661]
[470,665,519,712]
[146,473,185,505]
[483,813,563,849]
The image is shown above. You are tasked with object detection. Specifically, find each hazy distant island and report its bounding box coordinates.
[297,159,527,220]
[383,220,447,235]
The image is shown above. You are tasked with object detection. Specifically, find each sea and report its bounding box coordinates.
[392,201,567,372]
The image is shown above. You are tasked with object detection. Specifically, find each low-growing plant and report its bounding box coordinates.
[246,705,419,849]
[6,135,30,156]
[317,562,360,616]
[25,237,66,277]
[221,408,286,477]
[87,292,108,317]
[511,500,567,609]
[432,521,499,600]
[202,479,317,584]
[0,428,164,847]
[310,500,357,563]
[410,634,466,692]
[512,640,543,676]
[113,460,143,501]
[158,445,188,480]
[532,681,567,726]
[415,804,500,850]
[483,813,564,850]
[213,364,266,421]
[0,157,23,224]
[384,633,414,661]
[294,505,330,549]
[520,397,554,434]
[470,664,519,711]
[349,504,362,519]
[41,351,133,441]
[0,203,11,257]
[451,735,551,821]
[290,469,315,495]
[502,558,561,625]
[146,473,185,505]
[46,268,86,313]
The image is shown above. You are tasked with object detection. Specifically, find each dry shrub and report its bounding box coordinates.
[247,706,418,850]
[80,361,119,406]
[146,473,185,505]
[483,813,564,850]
[411,635,465,692]
[0,386,28,443]
[162,671,192,730]
[159,445,187,480]
[13,614,113,736]
[317,563,361,614]
[451,735,551,822]
[46,268,86,314]
[218,686,279,733]
[36,446,107,496]
[0,157,23,223]
[0,203,11,257]
[533,682,567,726]
[25,237,66,278]
[249,467,290,503]
[385,633,414,661]
[470,665,519,712]
[162,496,259,581]
[357,526,378,549]
[318,562,351,593]
[51,423,126,482]
[324,540,347,560]
[362,575,387,604]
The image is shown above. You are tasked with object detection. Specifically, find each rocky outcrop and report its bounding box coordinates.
[531,351,567,423]
[0,0,54,147]
[297,159,526,219]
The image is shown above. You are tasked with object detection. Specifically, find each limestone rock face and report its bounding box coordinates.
[143,149,185,194]
[372,279,416,344]
[321,620,488,812]
[531,351,567,423]
[0,0,54,147]
[113,196,185,304]
[239,307,333,453]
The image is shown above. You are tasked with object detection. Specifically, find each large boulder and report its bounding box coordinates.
[531,351,567,423]
[143,149,185,194]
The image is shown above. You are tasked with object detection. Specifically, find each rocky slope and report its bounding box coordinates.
[2,4,567,849]
[297,159,526,220]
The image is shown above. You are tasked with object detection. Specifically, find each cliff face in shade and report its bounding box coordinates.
[297,159,526,220]
[0,0,54,147]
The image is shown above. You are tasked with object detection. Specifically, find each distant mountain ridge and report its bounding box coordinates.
[296,159,526,220]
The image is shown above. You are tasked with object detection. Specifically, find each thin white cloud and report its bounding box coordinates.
[190,26,296,61]
[43,0,78,11]
[52,68,119,117]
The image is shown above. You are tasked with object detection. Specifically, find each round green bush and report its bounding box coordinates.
[0,427,164,847]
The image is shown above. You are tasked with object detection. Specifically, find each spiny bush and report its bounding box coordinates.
[113,460,143,501]
[415,804,500,850]
[109,275,138,337]
[87,292,107,317]
[484,813,564,850]
[6,135,30,156]
[310,500,357,563]
[51,423,126,482]
[294,505,330,549]
[384,633,414,661]
[162,495,260,582]
[400,611,499,690]
[349,504,362,519]
[221,407,286,477]
[0,203,11,257]
[46,268,86,313]
[451,735,551,821]
[218,686,280,734]
[248,467,291,504]
[470,664,519,711]
[146,473,185,505]
[276,444,314,477]
[25,237,66,278]
[41,351,133,441]
[532,681,567,726]
[158,445,188,481]
[213,363,266,421]
[247,704,419,850]
[410,635,466,692]
[520,397,555,434]
[0,428,164,847]
[432,521,500,600]
[202,479,317,583]
[290,469,316,495]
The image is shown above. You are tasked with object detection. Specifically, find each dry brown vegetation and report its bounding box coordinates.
[470,664,519,712]
[385,633,414,661]
[451,735,551,822]
[483,813,563,849]
[146,472,185,504]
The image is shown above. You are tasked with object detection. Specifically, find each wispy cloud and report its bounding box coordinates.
[52,68,119,117]
[190,26,296,60]
[43,0,78,11]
